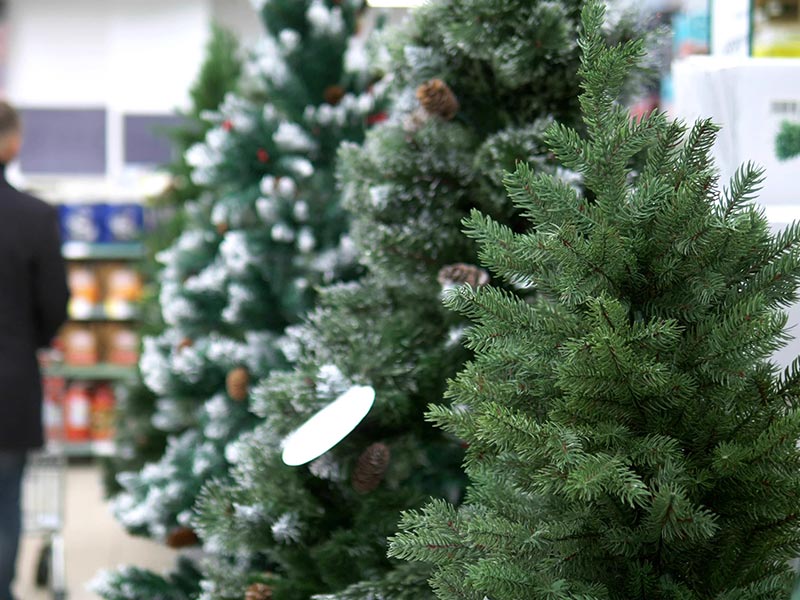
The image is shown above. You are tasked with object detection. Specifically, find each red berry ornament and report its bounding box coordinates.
[367,112,388,126]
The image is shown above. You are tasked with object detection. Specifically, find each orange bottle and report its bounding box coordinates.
[91,384,115,440]
[64,383,92,442]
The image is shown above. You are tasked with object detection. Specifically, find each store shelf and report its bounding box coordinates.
[69,307,140,322]
[44,364,138,380]
[62,241,145,260]
[46,439,116,457]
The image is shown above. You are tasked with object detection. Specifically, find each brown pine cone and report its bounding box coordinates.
[416,79,459,120]
[324,85,346,106]
[352,442,391,494]
[166,526,199,548]
[437,263,490,290]
[177,337,193,351]
[226,367,250,402]
[245,583,273,600]
[216,221,229,235]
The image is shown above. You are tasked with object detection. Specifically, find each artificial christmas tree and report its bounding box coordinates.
[192,2,650,599]
[101,25,241,497]
[109,0,376,548]
[390,3,800,598]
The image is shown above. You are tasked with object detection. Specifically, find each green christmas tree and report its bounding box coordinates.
[192,2,649,599]
[390,3,800,598]
[109,0,376,548]
[777,120,800,161]
[102,25,241,497]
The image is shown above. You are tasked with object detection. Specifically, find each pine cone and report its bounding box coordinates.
[245,583,273,600]
[166,526,199,549]
[216,221,229,235]
[416,79,459,120]
[437,263,490,290]
[352,442,391,494]
[324,85,346,106]
[226,367,250,402]
[177,337,193,351]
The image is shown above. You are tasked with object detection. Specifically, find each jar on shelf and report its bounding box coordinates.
[64,383,92,442]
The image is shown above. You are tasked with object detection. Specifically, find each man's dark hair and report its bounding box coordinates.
[0,102,21,138]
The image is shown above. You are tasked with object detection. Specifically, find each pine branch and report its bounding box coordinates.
[720,162,766,219]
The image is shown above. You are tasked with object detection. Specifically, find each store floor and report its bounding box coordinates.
[15,463,177,600]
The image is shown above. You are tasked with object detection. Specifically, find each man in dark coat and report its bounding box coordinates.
[0,102,69,600]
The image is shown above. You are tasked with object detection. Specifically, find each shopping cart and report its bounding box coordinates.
[22,358,68,600]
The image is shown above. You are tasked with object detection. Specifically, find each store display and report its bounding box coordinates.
[48,197,143,458]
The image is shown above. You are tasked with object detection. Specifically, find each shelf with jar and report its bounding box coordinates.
[41,364,120,458]
[42,201,147,457]
[62,241,145,261]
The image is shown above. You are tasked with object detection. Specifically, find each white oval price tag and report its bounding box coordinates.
[281,385,376,466]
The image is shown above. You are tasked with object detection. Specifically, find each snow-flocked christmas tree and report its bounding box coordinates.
[102,24,241,498]
[390,3,800,598]
[109,0,377,548]
[191,2,649,599]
